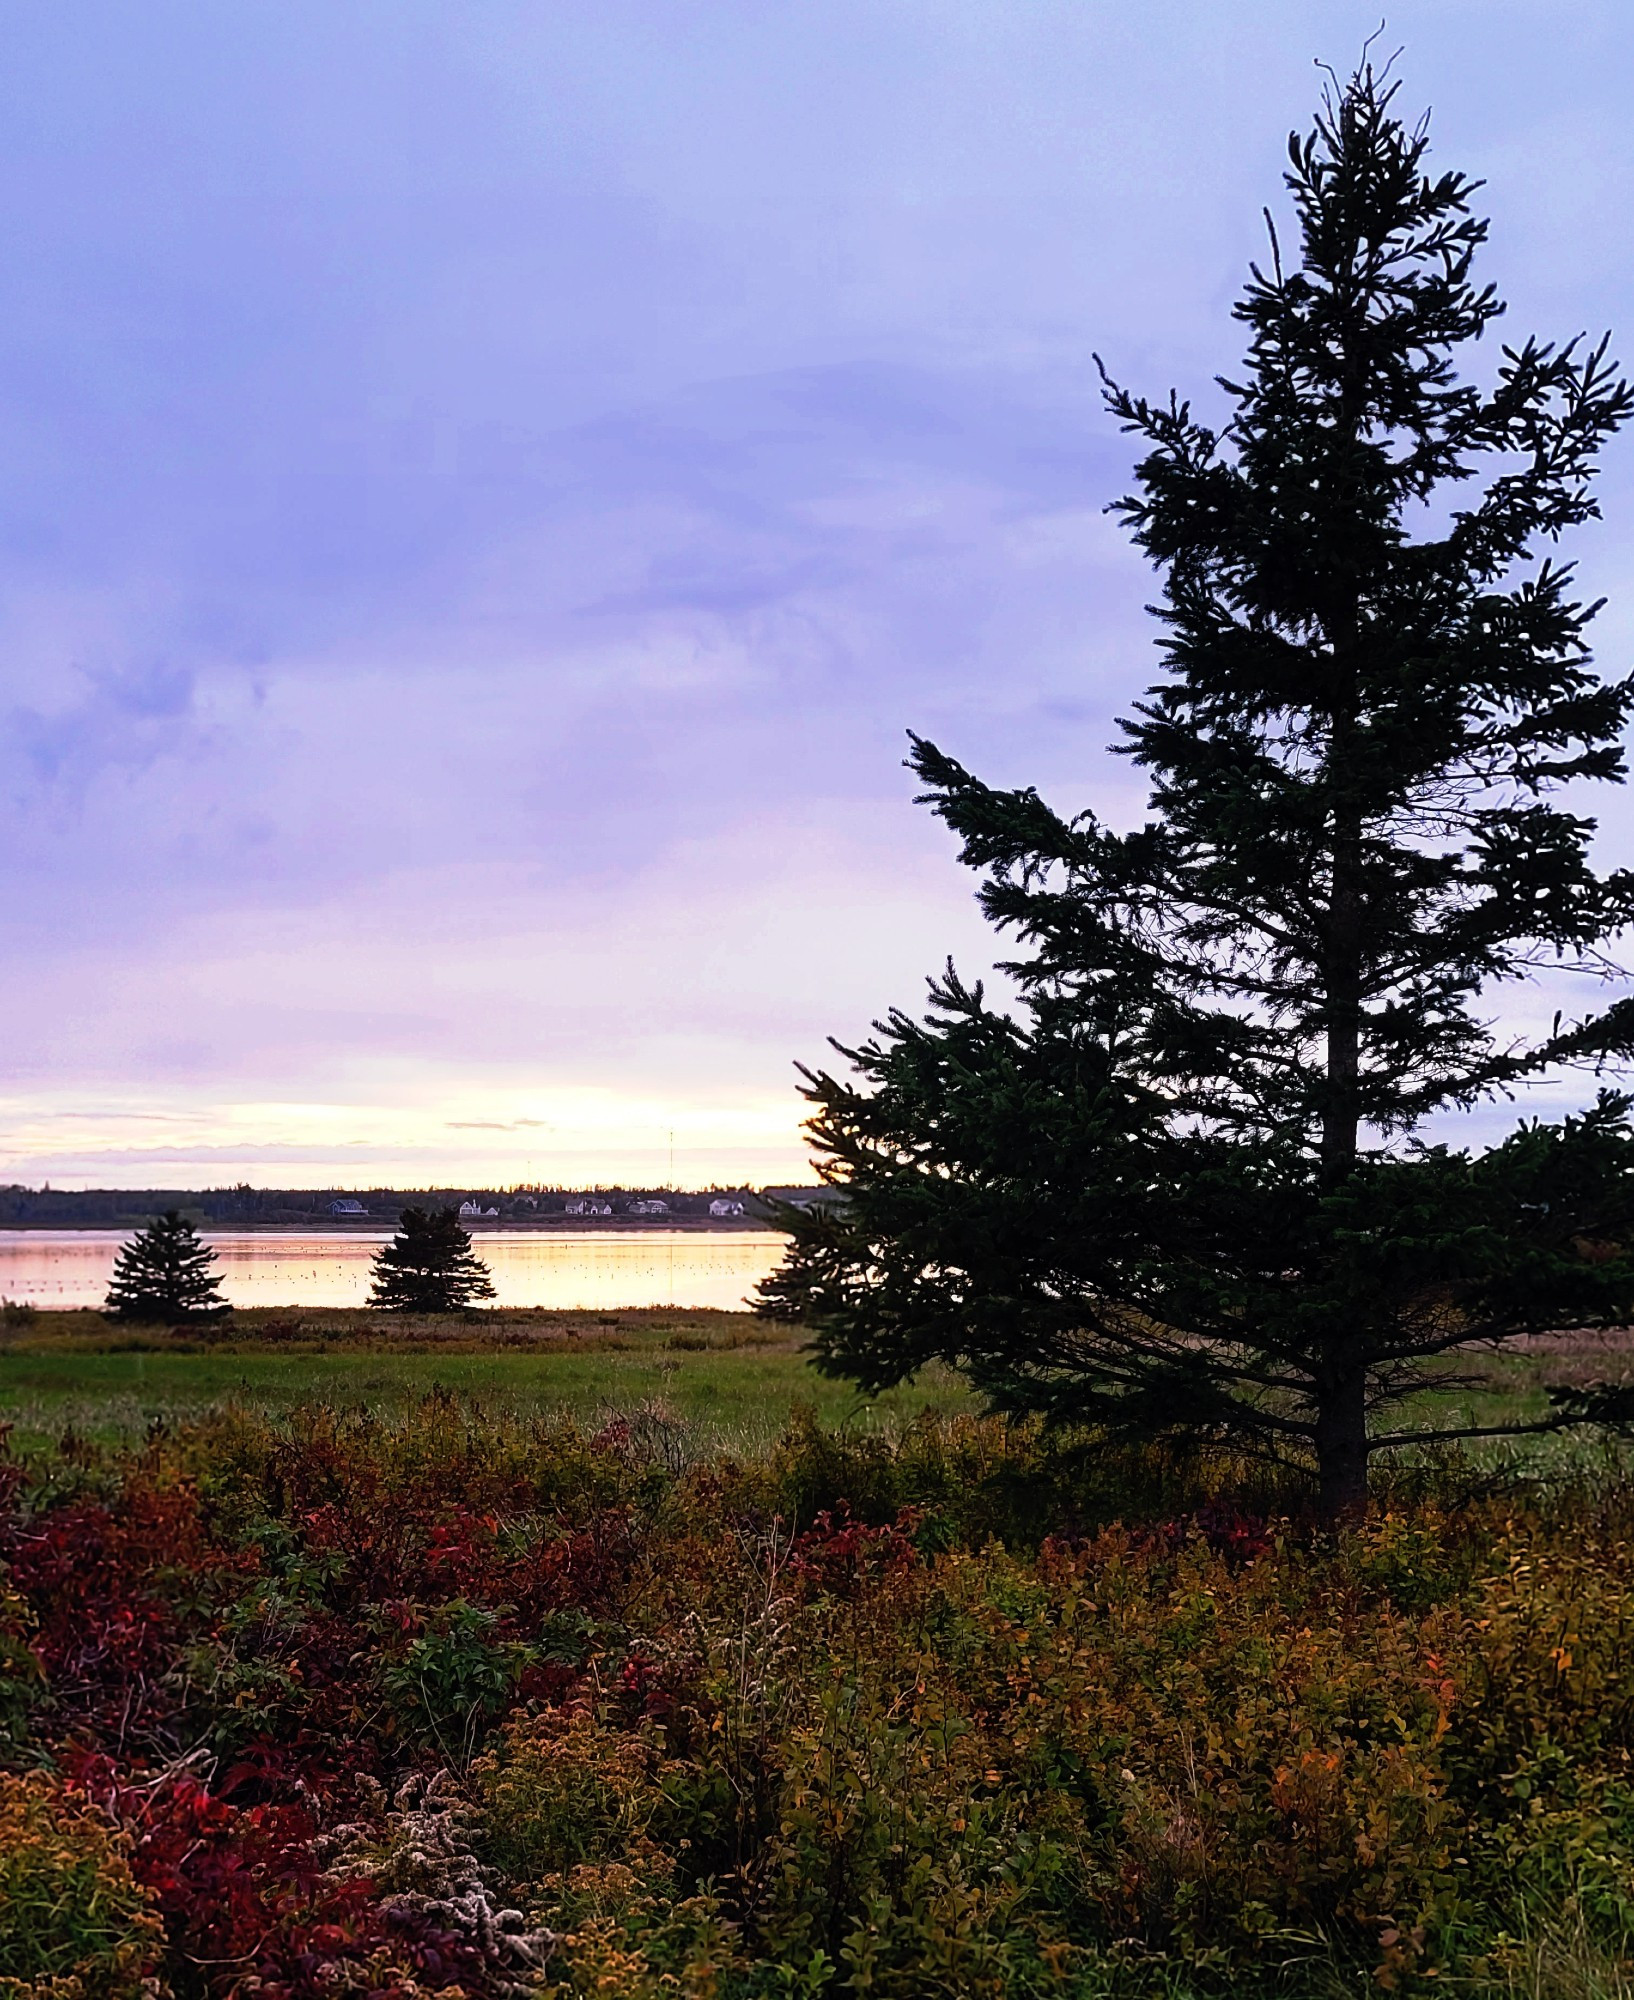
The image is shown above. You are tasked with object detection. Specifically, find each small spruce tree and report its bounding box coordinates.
[104,1210,229,1321]
[760,62,1634,1515]
[369,1205,497,1313]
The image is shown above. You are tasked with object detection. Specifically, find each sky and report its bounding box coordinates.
[4,1,1634,1190]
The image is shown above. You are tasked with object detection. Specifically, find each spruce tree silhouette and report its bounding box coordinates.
[369,1205,497,1312]
[761,61,1634,1515]
[105,1210,229,1321]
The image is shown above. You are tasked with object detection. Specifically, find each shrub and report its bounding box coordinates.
[478,1704,675,1888]
[4,1402,1634,1991]
[0,1772,160,1999]
[378,1597,534,1758]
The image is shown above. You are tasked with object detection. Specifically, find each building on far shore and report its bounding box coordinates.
[628,1199,669,1217]
[563,1198,613,1217]
[329,1198,368,1219]
[458,1200,500,1221]
[708,1198,745,1217]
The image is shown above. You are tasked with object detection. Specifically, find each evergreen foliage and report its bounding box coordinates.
[104,1209,229,1321]
[369,1204,497,1312]
[760,62,1634,1513]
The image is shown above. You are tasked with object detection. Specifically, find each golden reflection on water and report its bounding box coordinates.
[0,1229,782,1312]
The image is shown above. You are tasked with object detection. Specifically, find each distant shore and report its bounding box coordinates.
[0,1188,829,1232]
[0,1215,782,1233]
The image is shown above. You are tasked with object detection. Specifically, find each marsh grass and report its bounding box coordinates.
[0,1305,973,1451]
[1495,1917,1634,2000]
[5,1307,1634,1481]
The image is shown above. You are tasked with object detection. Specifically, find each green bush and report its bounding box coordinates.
[378,1596,533,1756]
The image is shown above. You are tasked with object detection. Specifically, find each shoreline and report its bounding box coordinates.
[0,1216,783,1235]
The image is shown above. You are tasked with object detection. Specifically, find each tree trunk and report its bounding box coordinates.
[1320,675,1368,1516]
[1316,1362,1369,1520]
[1322,751,1364,1185]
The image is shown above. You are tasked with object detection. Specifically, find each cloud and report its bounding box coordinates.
[7,659,199,786]
[3,3,1633,1185]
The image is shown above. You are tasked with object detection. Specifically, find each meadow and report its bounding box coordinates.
[0,1307,970,1451]
[0,1304,1610,1459]
[4,1312,1634,1997]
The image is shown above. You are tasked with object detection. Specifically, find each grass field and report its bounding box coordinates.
[4,1302,1634,1482]
[4,1305,1633,1452]
[0,1304,972,1449]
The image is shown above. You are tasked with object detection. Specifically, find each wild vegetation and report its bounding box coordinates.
[3,1394,1634,1995]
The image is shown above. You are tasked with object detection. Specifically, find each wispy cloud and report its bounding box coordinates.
[447,1119,551,1131]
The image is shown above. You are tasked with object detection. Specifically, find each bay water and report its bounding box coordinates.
[0,1228,783,1313]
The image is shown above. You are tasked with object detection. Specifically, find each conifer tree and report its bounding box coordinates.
[369,1205,497,1312]
[760,63,1634,1515]
[104,1209,229,1320]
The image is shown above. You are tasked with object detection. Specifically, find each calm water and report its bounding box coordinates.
[0,1229,783,1312]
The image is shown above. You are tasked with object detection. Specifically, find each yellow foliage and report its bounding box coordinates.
[0,1772,161,2000]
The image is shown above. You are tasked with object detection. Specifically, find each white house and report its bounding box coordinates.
[458,1200,500,1221]
[329,1198,367,1219]
[708,1198,745,1218]
[628,1198,669,1217]
[564,1198,613,1217]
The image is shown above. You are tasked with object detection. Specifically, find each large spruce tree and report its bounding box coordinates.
[105,1210,229,1321]
[760,64,1634,1514]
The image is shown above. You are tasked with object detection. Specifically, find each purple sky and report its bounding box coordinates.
[5,2,1634,1189]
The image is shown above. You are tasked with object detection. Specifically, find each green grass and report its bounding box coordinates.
[2,1306,1627,1467]
[0,1306,972,1450]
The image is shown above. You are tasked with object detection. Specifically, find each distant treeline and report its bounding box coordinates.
[0,1184,821,1229]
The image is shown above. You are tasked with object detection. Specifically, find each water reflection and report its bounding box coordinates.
[0,1229,783,1313]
